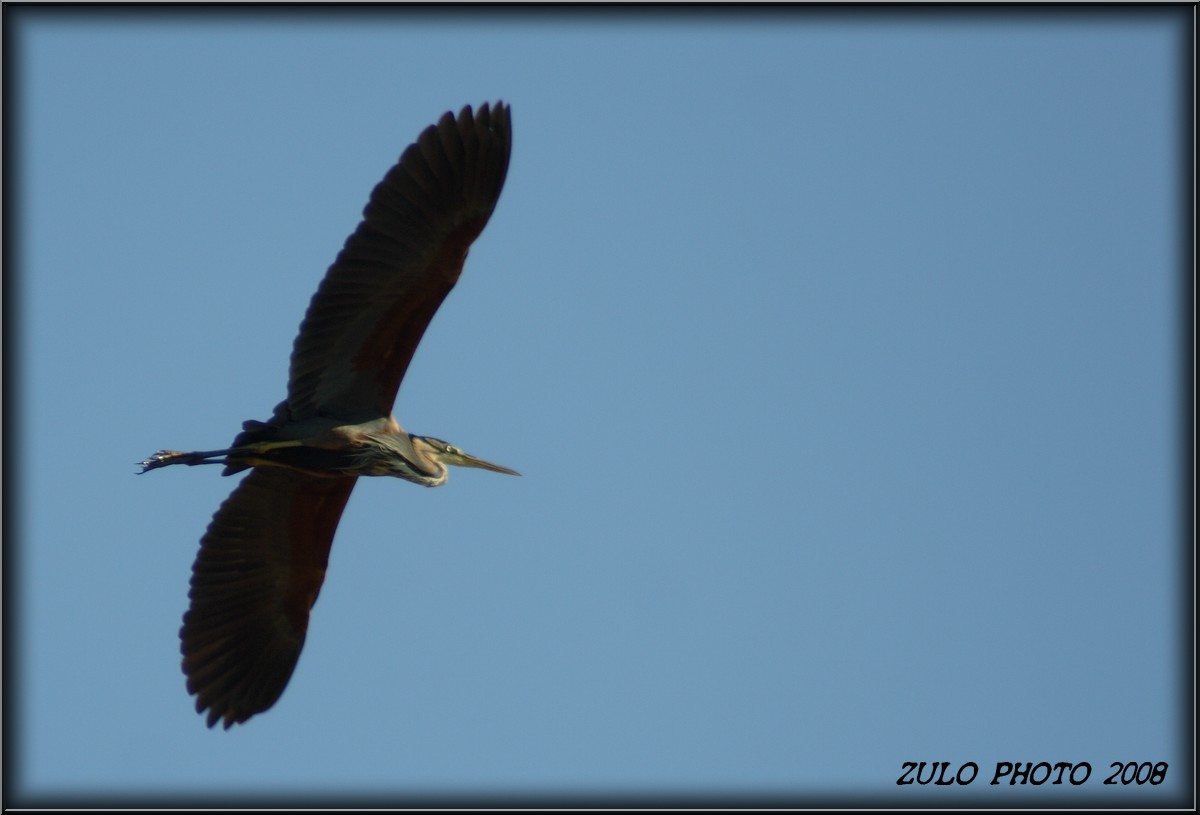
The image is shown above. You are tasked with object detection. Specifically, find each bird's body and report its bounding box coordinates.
[145,416,515,485]
[140,102,516,729]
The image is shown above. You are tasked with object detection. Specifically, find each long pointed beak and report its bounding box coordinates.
[450,451,521,476]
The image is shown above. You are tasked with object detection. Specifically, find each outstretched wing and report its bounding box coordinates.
[180,468,357,728]
[278,101,513,425]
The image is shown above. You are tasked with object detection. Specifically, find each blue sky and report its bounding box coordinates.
[8,6,1190,807]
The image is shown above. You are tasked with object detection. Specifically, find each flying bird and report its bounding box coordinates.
[139,102,517,729]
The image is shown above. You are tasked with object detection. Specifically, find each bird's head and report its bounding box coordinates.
[410,435,521,477]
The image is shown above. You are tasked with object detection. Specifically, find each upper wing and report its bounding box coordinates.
[180,468,357,728]
[278,102,512,425]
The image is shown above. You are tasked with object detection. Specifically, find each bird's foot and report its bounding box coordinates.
[138,450,187,473]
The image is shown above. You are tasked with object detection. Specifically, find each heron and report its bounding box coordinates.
[139,102,517,729]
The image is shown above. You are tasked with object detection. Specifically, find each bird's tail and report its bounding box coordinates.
[223,420,280,475]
